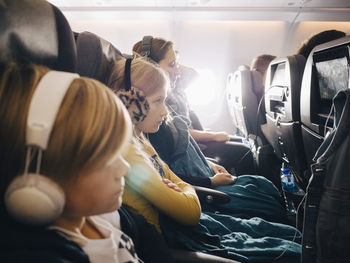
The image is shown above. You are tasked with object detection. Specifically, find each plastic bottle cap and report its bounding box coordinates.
[282,168,290,174]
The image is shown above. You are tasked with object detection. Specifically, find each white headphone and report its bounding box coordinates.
[4,70,79,225]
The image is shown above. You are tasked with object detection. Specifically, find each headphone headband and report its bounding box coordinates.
[27,71,79,149]
[141,36,153,57]
[124,58,132,91]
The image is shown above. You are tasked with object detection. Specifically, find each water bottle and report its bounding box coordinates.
[280,164,295,192]
[280,164,296,214]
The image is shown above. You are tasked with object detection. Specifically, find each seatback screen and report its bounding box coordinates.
[315,57,349,101]
[311,44,350,129]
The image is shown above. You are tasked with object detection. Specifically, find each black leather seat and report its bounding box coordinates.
[300,36,350,263]
[0,0,76,73]
[263,55,307,189]
[226,65,266,145]
[75,31,124,85]
[300,35,350,170]
[226,65,281,185]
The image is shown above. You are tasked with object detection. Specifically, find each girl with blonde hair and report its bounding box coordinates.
[0,63,141,262]
[109,57,201,232]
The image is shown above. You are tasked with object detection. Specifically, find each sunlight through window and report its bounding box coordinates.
[185,69,216,106]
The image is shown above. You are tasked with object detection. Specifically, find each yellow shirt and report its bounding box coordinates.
[123,140,201,232]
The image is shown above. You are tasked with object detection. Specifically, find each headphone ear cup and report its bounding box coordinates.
[141,35,153,57]
[5,173,65,225]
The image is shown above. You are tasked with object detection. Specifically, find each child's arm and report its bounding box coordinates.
[189,129,230,143]
[124,143,201,226]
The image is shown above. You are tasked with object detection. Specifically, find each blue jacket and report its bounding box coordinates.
[149,116,214,188]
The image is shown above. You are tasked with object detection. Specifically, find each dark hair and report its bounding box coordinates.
[133,37,174,63]
[250,54,276,77]
[297,30,346,59]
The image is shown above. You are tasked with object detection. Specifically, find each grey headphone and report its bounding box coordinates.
[5,71,79,225]
[140,36,160,67]
[141,35,153,58]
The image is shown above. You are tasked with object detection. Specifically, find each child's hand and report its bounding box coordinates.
[212,132,230,142]
[162,178,182,192]
[210,173,236,187]
[208,161,228,174]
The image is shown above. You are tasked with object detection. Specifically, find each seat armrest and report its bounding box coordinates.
[171,249,240,263]
[229,135,245,142]
[194,186,230,204]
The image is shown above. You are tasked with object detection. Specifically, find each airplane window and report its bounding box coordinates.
[184,69,216,106]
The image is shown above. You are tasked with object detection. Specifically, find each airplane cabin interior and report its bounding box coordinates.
[1,0,350,263]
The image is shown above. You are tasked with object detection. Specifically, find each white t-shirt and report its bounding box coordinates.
[50,212,142,263]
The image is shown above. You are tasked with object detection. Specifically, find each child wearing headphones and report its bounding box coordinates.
[109,57,201,232]
[0,64,141,262]
[109,57,301,262]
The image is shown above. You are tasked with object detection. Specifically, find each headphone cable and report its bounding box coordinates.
[273,190,307,260]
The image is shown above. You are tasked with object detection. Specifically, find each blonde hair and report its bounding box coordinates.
[108,57,169,97]
[132,37,174,63]
[0,64,131,199]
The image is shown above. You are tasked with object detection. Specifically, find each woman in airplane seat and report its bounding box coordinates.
[133,37,230,144]
[250,54,277,95]
[167,63,204,130]
[132,37,286,223]
[109,57,302,263]
[0,64,142,263]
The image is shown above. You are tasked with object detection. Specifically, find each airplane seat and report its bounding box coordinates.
[263,55,308,190]
[0,0,77,74]
[225,66,277,181]
[226,66,265,142]
[75,31,124,85]
[301,77,350,263]
[74,31,238,263]
[300,35,350,170]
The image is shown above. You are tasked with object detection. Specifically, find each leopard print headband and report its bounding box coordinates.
[116,58,150,124]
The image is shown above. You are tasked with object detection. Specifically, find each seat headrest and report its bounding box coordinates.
[250,70,264,100]
[75,31,124,85]
[0,0,77,73]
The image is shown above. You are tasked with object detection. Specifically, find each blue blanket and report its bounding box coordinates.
[160,212,301,262]
[150,116,286,222]
[208,175,286,222]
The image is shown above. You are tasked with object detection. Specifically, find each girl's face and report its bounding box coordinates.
[62,156,129,217]
[135,85,167,134]
[158,48,179,87]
